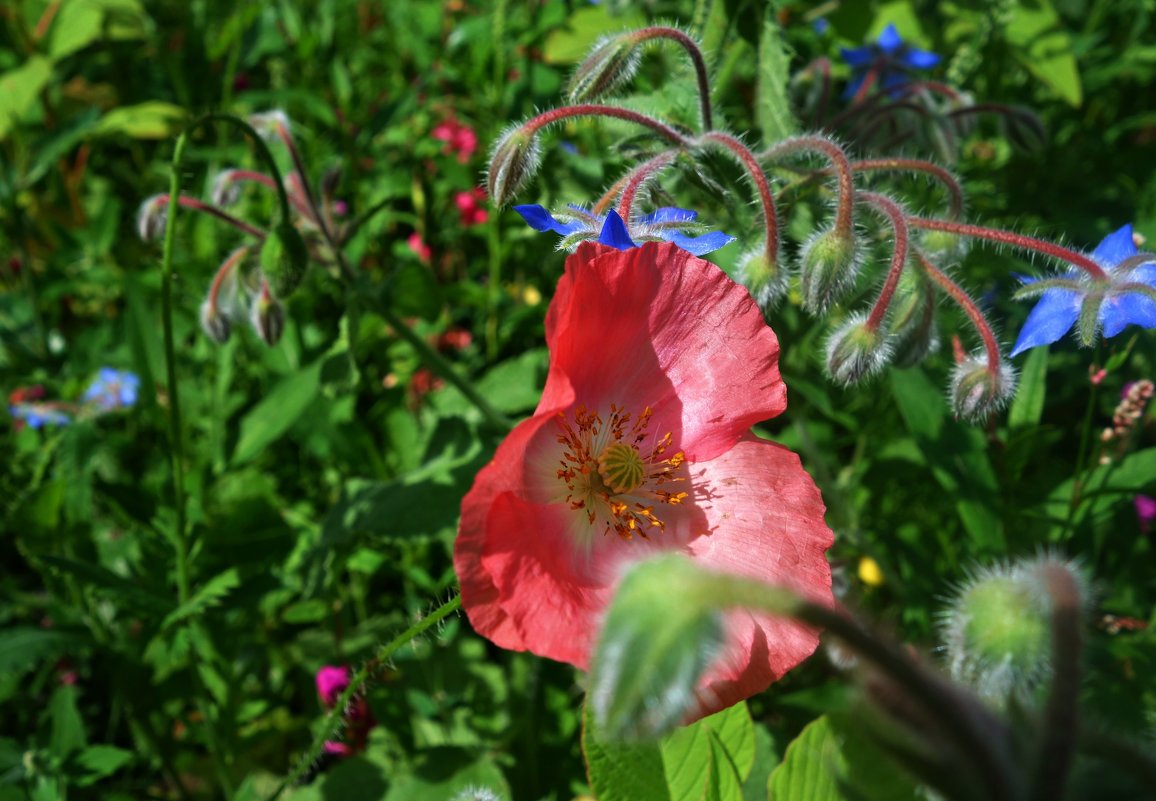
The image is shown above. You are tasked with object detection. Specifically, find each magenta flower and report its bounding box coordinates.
[314,665,375,756]
[432,118,479,163]
[1137,495,1156,535]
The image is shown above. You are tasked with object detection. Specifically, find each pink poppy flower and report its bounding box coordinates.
[454,242,833,721]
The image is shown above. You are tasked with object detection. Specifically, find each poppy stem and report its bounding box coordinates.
[909,218,1109,280]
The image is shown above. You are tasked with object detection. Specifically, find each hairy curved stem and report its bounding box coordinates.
[851,158,964,219]
[523,104,690,147]
[762,135,856,235]
[160,195,268,240]
[614,150,680,222]
[916,251,1003,373]
[633,26,714,130]
[858,193,910,332]
[696,131,780,261]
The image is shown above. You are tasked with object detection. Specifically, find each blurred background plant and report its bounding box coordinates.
[1,1,1153,800]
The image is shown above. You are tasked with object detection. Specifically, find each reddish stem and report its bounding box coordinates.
[161,195,267,240]
[633,27,713,130]
[207,246,250,308]
[763,135,855,235]
[917,250,1003,373]
[615,151,680,222]
[852,158,964,219]
[523,104,690,148]
[228,169,314,220]
[909,218,1108,280]
[858,193,910,333]
[697,131,780,261]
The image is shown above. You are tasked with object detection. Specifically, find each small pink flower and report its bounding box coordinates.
[314,665,376,757]
[1136,495,1156,535]
[407,232,432,263]
[454,188,489,227]
[432,118,478,163]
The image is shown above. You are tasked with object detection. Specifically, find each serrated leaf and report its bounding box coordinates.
[755,13,797,144]
[583,702,673,801]
[161,568,241,630]
[663,703,754,801]
[233,360,323,464]
[768,716,841,801]
[71,745,133,786]
[1007,346,1048,430]
[1005,0,1083,106]
[0,628,83,674]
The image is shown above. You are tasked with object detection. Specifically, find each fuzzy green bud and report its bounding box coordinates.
[918,229,970,262]
[737,244,787,309]
[1076,293,1106,347]
[800,228,861,313]
[260,222,309,298]
[887,267,939,367]
[949,355,1016,422]
[250,281,285,347]
[825,313,892,385]
[199,299,231,344]
[941,556,1088,705]
[486,125,541,206]
[567,34,642,102]
[590,555,725,741]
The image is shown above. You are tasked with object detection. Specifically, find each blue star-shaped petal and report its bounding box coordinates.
[840,23,941,100]
[83,368,141,412]
[513,204,735,256]
[1011,224,1156,356]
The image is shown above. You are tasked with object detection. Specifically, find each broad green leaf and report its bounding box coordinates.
[755,13,797,144]
[233,360,323,464]
[663,703,755,801]
[473,349,547,414]
[48,686,87,758]
[1038,446,1156,531]
[94,102,188,139]
[583,702,673,801]
[50,0,148,59]
[1007,347,1048,430]
[71,745,133,786]
[1005,0,1083,106]
[161,568,241,630]
[0,628,82,674]
[0,56,53,140]
[384,748,510,801]
[743,725,778,801]
[543,6,647,64]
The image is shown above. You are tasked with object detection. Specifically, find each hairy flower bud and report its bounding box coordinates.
[949,355,1016,422]
[486,125,541,206]
[940,556,1088,705]
[260,222,310,297]
[887,266,939,367]
[137,195,169,243]
[918,229,970,262]
[799,227,862,313]
[199,299,231,344]
[567,34,642,102]
[737,243,788,308]
[250,280,285,346]
[211,169,243,208]
[825,313,892,385]
[248,109,291,142]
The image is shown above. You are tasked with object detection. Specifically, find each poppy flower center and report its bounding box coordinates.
[554,403,688,540]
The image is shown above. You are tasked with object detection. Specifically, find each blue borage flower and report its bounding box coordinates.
[840,23,940,99]
[83,368,141,412]
[1011,224,1156,356]
[513,204,735,256]
[9,403,71,429]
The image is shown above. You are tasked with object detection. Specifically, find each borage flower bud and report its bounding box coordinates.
[825,312,892,385]
[941,556,1089,705]
[799,227,862,313]
[887,266,939,367]
[949,355,1016,422]
[918,229,970,262]
[260,222,310,297]
[249,109,291,142]
[199,300,231,344]
[567,33,642,102]
[137,195,169,243]
[451,787,503,801]
[590,555,726,741]
[737,243,788,309]
[250,280,285,346]
[211,170,243,208]
[486,125,541,206]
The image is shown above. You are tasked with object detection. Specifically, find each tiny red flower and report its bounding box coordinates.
[431,118,478,163]
[407,232,431,263]
[455,242,833,721]
[454,188,489,227]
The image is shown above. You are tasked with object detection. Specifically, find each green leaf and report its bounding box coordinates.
[1007,347,1048,430]
[0,628,82,674]
[160,568,241,630]
[93,101,188,139]
[386,263,442,322]
[233,360,323,464]
[755,12,797,144]
[742,725,778,801]
[70,745,133,786]
[50,0,148,59]
[36,555,171,614]
[47,686,87,758]
[473,349,547,414]
[583,701,673,801]
[662,703,754,801]
[384,748,510,801]
[1005,0,1083,106]
[542,6,647,64]
[0,56,53,140]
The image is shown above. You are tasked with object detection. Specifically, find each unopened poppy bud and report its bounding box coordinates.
[199,299,231,344]
[250,280,285,346]
[941,556,1088,705]
[825,313,892,385]
[799,227,862,313]
[949,355,1016,422]
[589,555,725,741]
[888,267,939,367]
[486,125,541,206]
[137,195,169,242]
[737,244,788,308]
[567,33,642,102]
[260,222,310,297]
